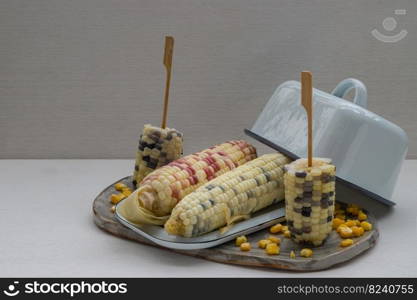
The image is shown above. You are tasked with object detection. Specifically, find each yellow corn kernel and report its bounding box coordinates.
[121,188,132,197]
[110,193,125,204]
[340,239,354,247]
[258,239,271,249]
[335,209,345,216]
[290,250,296,259]
[337,224,349,233]
[268,236,281,245]
[265,243,280,255]
[235,235,247,246]
[339,226,353,238]
[281,225,288,232]
[358,211,368,221]
[240,242,251,252]
[270,224,283,234]
[344,220,357,227]
[346,204,360,215]
[283,230,291,238]
[114,182,127,191]
[300,248,313,258]
[361,221,373,231]
[335,214,346,221]
[352,226,365,237]
[332,218,345,229]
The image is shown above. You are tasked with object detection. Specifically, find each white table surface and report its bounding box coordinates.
[0,159,416,277]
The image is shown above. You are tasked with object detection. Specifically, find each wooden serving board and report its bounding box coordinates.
[92,176,379,271]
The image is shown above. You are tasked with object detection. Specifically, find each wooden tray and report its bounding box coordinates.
[92,176,379,271]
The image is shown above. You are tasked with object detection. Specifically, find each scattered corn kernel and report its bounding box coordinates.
[283,230,291,238]
[240,242,251,252]
[110,193,126,204]
[290,250,296,259]
[110,205,116,213]
[300,248,313,258]
[358,211,368,221]
[340,239,354,247]
[258,239,271,249]
[337,224,349,233]
[281,225,288,232]
[121,188,132,197]
[114,182,127,191]
[346,204,360,215]
[361,221,373,231]
[265,243,280,255]
[352,226,365,237]
[267,236,281,245]
[270,223,283,234]
[344,220,357,227]
[332,218,345,229]
[335,214,346,221]
[339,226,353,238]
[235,235,247,246]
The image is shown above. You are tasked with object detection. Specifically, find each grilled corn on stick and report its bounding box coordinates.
[165,153,290,237]
[118,140,257,225]
[284,158,336,246]
[133,124,183,187]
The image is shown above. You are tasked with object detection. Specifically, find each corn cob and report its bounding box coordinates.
[284,158,336,246]
[118,140,257,225]
[133,124,183,188]
[165,153,291,237]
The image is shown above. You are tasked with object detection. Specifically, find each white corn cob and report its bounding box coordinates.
[284,158,336,246]
[133,124,183,188]
[118,140,257,225]
[165,153,291,237]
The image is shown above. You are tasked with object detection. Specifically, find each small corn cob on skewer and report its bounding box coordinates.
[165,153,291,237]
[132,124,183,188]
[284,158,336,246]
[118,140,257,225]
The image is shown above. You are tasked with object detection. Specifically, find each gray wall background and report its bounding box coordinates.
[0,0,416,159]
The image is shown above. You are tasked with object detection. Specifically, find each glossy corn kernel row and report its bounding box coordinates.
[133,124,183,187]
[122,140,257,225]
[165,153,291,237]
[284,158,336,246]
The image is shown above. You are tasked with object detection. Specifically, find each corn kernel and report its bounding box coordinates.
[300,248,313,258]
[283,230,291,238]
[110,193,125,204]
[358,211,367,221]
[335,209,345,215]
[267,236,281,245]
[337,224,349,233]
[339,226,353,238]
[344,220,357,227]
[114,182,127,191]
[270,223,283,234]
[265,243,280,255]
[352,226,365,237]
[121,188,132,197]
[361,221,372,231]
[332,218,345,229]
[240,242,251,251]
[290,250,296,259]
[281,225,288,232]
[340,239,354,247]
[335,214,346,221]
[235,235,247,246]
[258,239,271,249]
[346,204,360,215]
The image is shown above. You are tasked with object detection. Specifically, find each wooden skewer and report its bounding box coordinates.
[161,36,174,129]
[301,71,313,167]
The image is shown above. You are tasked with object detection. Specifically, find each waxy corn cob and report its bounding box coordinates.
[133,124,183,187]
[119,140,257,225]
[165,153,291,237]
[284,158,336,246]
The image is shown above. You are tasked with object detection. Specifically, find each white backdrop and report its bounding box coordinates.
[0,0,416,158]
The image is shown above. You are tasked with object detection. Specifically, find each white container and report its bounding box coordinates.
[245,78,408,206]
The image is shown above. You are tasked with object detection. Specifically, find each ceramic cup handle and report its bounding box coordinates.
[331,78,368,108]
